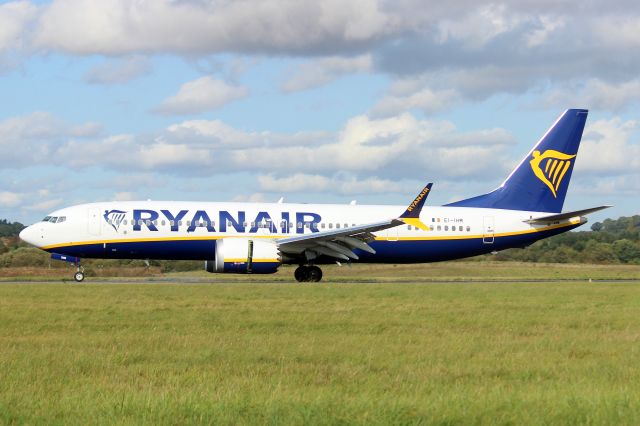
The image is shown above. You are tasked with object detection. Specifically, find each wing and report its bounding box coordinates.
[524,205,612,224]
[276,183,433,262]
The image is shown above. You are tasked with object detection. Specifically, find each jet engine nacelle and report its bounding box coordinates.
[205,238,280,274]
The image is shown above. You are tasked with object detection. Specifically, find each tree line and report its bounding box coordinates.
[492,215,640,264]
[1,215,639,268]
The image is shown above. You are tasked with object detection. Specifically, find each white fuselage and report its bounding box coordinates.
[19,201,584,263]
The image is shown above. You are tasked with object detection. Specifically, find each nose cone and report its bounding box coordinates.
[19,225,41,248]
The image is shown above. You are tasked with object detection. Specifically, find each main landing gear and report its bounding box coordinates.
[294,265,323,282]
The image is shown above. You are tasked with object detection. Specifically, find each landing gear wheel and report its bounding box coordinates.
[74,271,85,282]
[294,266,309,282]
[308,266,323,282]
[294,266,323,282]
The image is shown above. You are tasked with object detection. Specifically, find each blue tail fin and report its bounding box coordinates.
[446,109,588,213]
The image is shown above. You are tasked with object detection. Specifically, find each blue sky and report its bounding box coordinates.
[0,0,638,225]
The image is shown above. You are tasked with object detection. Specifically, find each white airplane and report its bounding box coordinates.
[20,109,609,282]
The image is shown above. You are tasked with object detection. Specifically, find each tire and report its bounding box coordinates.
[308,266,323,282]
[294,266,309,282]
[74,272,85,282]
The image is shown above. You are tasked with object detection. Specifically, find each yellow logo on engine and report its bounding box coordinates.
[530,149,576,198]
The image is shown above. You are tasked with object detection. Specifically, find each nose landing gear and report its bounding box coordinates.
[51,253,85,282]
[74,265,85,282]
[294,265,323,282]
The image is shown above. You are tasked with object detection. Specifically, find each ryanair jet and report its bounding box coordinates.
[20,109,609,282]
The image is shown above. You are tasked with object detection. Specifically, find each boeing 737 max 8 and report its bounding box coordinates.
[19,109,609,282]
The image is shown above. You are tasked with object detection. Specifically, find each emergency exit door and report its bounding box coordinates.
[483,216,494,244]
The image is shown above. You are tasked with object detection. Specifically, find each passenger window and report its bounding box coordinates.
[186,221,191,227]
[429,225,434,231]
[123,219,128,225]
[459,226,463,231]
[336,223,341,229]
[344,224,348,228]
[466,226,471,232]
[328,223,333,229]
[321,223,326,229]
[437,225,441,231]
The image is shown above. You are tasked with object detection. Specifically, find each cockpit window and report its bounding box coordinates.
[42,216,66,224]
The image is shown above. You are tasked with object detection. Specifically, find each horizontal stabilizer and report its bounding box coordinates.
[524,205,612,224]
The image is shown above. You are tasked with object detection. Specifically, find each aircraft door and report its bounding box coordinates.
[88,208,101,236]
[483,216,494,244]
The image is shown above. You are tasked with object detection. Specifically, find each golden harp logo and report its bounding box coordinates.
[530,150,576,198]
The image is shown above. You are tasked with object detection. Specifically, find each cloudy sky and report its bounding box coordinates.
[0,0,638,224]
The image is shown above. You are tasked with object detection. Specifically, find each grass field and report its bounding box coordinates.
[2,260,639,282]
[1,266,640,424]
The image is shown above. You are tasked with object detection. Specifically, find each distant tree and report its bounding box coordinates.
[0,219,25,238]
[612,239,640,264]
[583,241,618,264]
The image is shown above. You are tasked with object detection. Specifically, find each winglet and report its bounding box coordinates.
[399,183,433,230]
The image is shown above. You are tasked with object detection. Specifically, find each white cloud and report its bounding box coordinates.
[525,15,565,48]
[112,192,137,201]
[0,109,514,184]
[546,79,640,112]
[371,85,459,116]
[155,76,248,115]
[281,54,372,92]
[32,0,391,55]
[576,118,640,175]
[83,56,151,85]
[24,198,63,212]
[258,174,401,194]
[0,191,23,208]
[0,1,36,51]
[437,4,522,48]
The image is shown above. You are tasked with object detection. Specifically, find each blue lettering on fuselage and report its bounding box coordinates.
[296,212,321,233]
[249,211,277,233]
[220,211,245,233]
[161,209,188,232]
[133,209,159,231]
[188,210,216,233]
[129,209,322,234]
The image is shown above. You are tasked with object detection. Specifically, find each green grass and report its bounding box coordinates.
[1,280,640,425]
[169,261,640,282]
